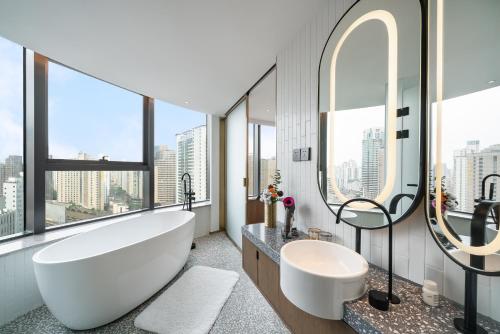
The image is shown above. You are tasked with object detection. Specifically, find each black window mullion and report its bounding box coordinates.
[45,159,148,171]
[32,53,49,234]
[143,97,154,209]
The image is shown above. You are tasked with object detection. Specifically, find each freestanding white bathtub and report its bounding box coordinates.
[33,210,195,330]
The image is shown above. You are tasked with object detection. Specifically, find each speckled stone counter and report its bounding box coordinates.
[344,265,500,333]
[242,224,500,334]
[241,223,308,264]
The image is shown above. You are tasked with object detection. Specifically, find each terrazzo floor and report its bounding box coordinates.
[0,232,290,334]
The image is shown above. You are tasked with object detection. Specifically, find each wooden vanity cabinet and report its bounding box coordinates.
[242,235,354,334]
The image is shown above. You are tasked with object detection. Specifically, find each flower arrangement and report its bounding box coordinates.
[430,176,458,214]
[260,169,284,204]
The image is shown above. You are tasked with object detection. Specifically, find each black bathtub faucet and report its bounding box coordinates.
[181,172,196,212]
[181,172,196,250]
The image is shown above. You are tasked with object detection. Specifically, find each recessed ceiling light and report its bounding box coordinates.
[266,108,270,112]
[488,80,496,84]
[184,101,190,104]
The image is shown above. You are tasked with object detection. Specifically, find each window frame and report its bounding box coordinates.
[0,45,28,242]
[247,123,261,197]
[0,50,211,243]
[30,54,155,234]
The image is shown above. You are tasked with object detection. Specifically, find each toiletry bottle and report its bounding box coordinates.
[422,280,439,307]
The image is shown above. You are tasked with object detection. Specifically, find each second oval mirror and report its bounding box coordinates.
[318,0,425,228]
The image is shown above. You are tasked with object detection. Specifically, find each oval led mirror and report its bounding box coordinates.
[426,0,500,275]
[318,0,425,229]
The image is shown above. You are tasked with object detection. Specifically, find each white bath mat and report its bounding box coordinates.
[134,265,239,334]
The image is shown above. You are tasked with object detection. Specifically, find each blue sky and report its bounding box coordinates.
[48,62,206,161]
[0,36,23,162]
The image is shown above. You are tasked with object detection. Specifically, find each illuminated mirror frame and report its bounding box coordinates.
[318,0,427,227]
[425,0,500,273]
[327,9,398,210]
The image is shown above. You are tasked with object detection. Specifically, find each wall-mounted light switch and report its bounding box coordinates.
[300,147,311,161]
[293,149,301,161]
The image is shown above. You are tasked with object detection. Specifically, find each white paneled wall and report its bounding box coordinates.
[275,0,500,321]
[0,245,46,327]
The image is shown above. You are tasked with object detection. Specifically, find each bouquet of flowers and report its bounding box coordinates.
[430,176,458,214]
[260,170,284,204]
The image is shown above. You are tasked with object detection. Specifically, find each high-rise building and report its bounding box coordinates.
[82,171,107,211]
[53,153,109,211]
[0,211,16,237]
[260,158,276,189]
[453,141,479,212]
[336,160,360,191]
[453,141,500,212]
[126,171,143,200]
[154,145,176,205]
[2,174,23,233]
[0,155,23,208]
[176,125,207,203]
[5,155,23,179]
[361,127,385,200]
[55,170,82,205]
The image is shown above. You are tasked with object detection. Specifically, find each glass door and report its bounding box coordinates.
[225,99,248,248]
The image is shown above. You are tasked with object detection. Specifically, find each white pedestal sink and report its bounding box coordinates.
[280,240,368,320]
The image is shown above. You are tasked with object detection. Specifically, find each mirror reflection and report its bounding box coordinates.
[318,0,423,228]
[427,0,500,273]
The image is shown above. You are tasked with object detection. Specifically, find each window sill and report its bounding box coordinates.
[0,201,211,258]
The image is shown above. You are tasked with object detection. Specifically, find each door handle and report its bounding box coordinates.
[243,177,247,187]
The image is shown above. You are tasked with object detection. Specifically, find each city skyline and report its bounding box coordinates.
[42,123,208,227]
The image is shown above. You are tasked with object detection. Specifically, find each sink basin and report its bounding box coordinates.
[280,240,368,320]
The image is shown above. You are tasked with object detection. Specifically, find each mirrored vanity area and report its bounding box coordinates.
[318,0,424,233]
[242,0,500,333]
[425,0,500,332]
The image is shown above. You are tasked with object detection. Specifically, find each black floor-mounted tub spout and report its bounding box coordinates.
[336,198,400,311]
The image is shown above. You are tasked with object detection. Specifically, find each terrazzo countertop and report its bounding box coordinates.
[242,223,500,334]
[241,223,308,264]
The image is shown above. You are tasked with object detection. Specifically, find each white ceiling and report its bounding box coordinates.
[0,0,325,115]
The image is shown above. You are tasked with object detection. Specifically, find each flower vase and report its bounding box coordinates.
[265,202,277,228]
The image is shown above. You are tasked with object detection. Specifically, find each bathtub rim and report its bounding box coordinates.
[32,210,195,265]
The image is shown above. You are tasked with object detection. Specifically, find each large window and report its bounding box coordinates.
[44,60,150,229]
[0,36,24,239]
[154,100,208,207]
[0,38,210,240]
[48,62,143,162]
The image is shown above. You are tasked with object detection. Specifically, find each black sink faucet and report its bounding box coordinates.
[454,199,500,334]
[181,172,196,212]
[388,193,415,214]
[478,173,500,230]
[336,198,400,311]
